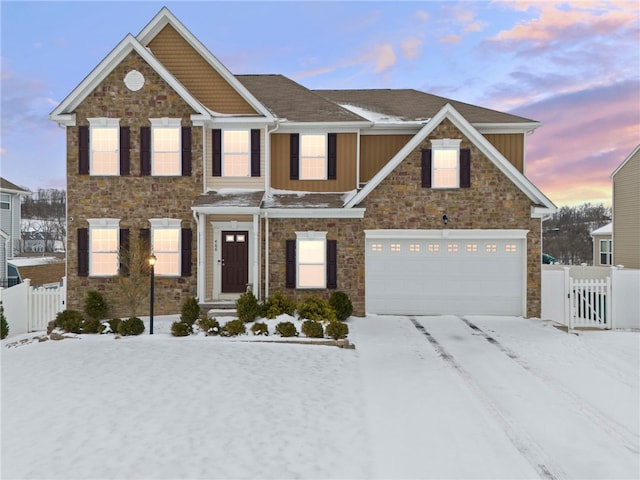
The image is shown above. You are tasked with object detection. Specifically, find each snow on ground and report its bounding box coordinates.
[2,315,639,479]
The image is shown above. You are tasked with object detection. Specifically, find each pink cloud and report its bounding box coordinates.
[440,34,461,44]
[401,38,422,59]
[373,44,396,73]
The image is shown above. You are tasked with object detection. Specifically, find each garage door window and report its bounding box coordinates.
[486,243,497,253]
[448,243,459,253]
[466,243,478,252]
[506,244,518,253]
[428,243,440,252]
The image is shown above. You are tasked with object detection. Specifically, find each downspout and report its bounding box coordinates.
[265,211,269,300]
[193,210,204,302]
[202,124,207,192]
[264,120,279,299]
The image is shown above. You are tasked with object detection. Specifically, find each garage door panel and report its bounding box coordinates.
[366,233,524,316]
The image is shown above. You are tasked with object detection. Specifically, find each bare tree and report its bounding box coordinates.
[115,235,151,317]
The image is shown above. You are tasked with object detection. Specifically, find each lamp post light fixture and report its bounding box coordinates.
[148,254,157,335]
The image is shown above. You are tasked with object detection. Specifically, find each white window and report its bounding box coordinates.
[88,118,119,175]
[297,231,326,288]
[223,130,250,176]
[300,134,326,180]
[431,139,461,188]
[599,239,612,265]
[150,118,181,176]
[0,194,10,210]
[150,218,181,276]
[88,219,119,276]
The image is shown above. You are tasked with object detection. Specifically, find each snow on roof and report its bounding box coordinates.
[591,223,612,235]
[338,104,428,125]
[8,257,62,267]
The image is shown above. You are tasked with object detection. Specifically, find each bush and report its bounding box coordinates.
[118,317,145,336]
[84,290,108,321]
[326,321,349,340]
[329,291,353,321]
[0,302,8,340]
[236,291,262,323]
[107,318,122,334]
[171,321,192,337]
[220,319,246,337]
[180,297,200,325]
[301,320,324,338]
[263,292,296,319]
[82,318,105,334]
[297,296,336,323]
[251,322,269,336]
[275,321,298,337]
[197,316,220,336]
[55,310,84,334]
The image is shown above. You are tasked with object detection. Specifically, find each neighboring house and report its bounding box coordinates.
[23,231,47,253]
[591,223,613,266]
[0,178,30,286]
[49,8,556,318]
[611,144,640,269]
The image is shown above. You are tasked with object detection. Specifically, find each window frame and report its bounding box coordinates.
[599,239,612,265]
[0,193,10,210]
[299,133,327,181]
[88,118,120,176]
[150,218,182,277]
[88,218,119,277]
[430,139,461,189]
[150,118,182,176]
[222,129,251,177]
[296,231,327,289]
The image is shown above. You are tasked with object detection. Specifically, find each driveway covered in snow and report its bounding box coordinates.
[2,315,639,479]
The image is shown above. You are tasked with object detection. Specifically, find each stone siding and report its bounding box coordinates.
[359,118,542,318]
[66,51,202,317]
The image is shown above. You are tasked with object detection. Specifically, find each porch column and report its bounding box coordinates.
[253,213,260,299]
[197,212,205,302]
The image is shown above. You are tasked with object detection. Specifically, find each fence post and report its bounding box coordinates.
[24,278,32,332]
[563,267,571,330]
[608,268,615,329]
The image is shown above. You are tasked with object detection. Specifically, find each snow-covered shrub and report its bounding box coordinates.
[84,290,108,321]
[297,296,336,323]
[197,317,220,336]
[118,317,145,336]
[220,319,246,337]
[329,291,353,321]
[275,321,298,337]
[301,320,324,338]
[263,292,296,319]
[0,302,8,339]
[250,322,269,336]
[325,321,349,340]
[171,321,192,337]
[55,310,84,334]
[81,318,105,334]
[107,318,122,334]
[180,297,200,326]
[236,291,262,323]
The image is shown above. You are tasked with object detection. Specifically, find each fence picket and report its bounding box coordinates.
[569,276,610,329]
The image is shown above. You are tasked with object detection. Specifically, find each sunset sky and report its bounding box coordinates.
[1,1,638,208]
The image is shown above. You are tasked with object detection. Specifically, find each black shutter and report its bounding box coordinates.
[327,133,337,180]
[251,129,261,177]
[181,228,192,277]
[120,127,130,175]
[460,148,471,188]
[77,228,89,277]
[285,239,296,288]
[290,134,299,180]
[181,127,192,176]
[421,149,432,188]
[326,240,337,289]
[119,228,130,276]
[212,129,222,177]
[78,126,89,175]
[140,127,151,176]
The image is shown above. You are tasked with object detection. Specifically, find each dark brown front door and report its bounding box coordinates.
[221,231,249,293]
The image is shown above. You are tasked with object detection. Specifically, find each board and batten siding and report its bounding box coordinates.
[270,133,357,192]
[147,24,257,115]
[483,133,525,173]
[613,149,640,269]
[360,135,413,183]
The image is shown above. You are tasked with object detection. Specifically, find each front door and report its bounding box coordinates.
[221,231,249,293]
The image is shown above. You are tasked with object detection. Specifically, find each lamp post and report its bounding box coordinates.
[148,254,157,335]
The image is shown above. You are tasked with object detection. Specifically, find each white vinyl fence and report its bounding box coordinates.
[542,266,640,330]
[0,277,66,337]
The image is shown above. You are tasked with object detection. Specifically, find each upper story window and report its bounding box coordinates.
[150,218,181,276]
[150,118,181,176]
[0,194,10,210]
[88,118,120,176]
[431,139,461,188]
[300,134,327,180]
[88,218,119,277]
[223,130,250,176]
[599,239,612,265]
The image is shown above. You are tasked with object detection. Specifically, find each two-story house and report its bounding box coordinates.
[0,178,29,286]
[50,8,556,318]
[611,144,640,269]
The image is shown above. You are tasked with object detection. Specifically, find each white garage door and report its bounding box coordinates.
[365,230,527,316]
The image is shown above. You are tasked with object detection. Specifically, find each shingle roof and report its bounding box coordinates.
[235,75,367,123]
[263,192,347,209]
[0,178,29,193]
[314,89,537,124]
[193,190,265,208]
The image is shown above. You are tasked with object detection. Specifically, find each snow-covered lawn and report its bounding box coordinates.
[2,315,638,479]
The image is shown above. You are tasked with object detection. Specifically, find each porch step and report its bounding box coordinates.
[202,301,237,318]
